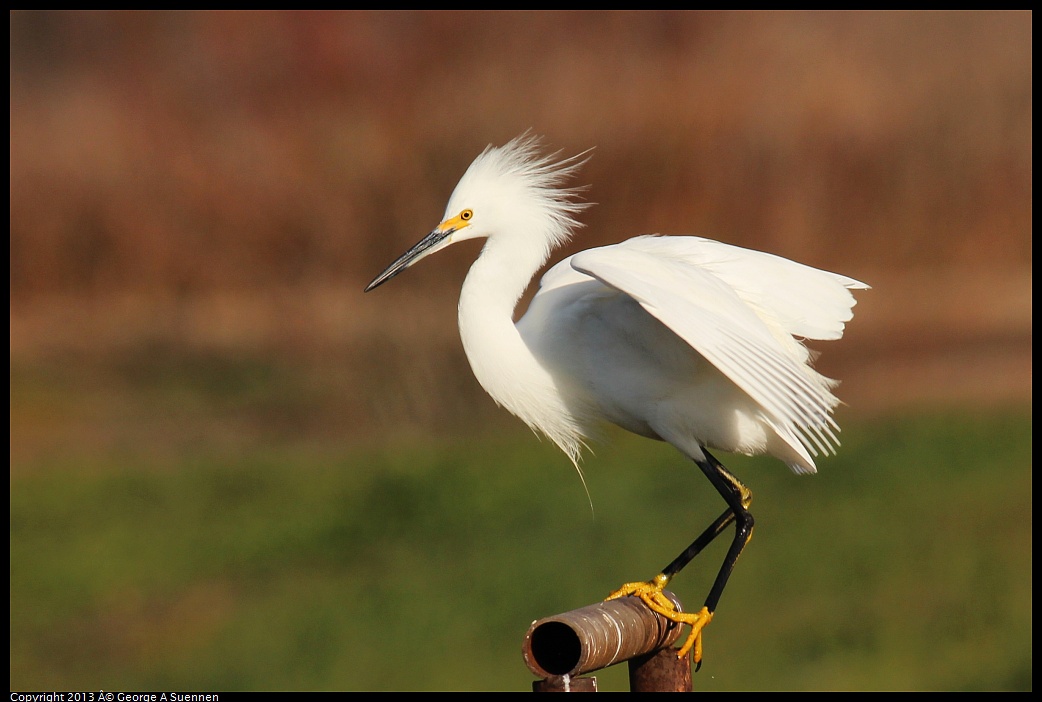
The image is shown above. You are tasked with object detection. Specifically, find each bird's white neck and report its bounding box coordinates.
[457,235,585,463]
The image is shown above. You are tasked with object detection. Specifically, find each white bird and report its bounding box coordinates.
[364,134,869,667]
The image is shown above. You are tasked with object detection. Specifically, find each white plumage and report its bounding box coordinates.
[365,133,868,664]
[368,134,867,473]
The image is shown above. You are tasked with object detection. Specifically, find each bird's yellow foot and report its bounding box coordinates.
[607,574,714,666]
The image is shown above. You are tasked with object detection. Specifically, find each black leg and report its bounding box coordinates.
[661,507,735,581]
[661,449,753,614]
[605,449,754,667]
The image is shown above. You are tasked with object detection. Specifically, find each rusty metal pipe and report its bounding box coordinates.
[629,645,693,692]
[522,592,686,679]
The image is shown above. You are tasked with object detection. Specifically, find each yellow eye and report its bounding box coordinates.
[460,209,473,221]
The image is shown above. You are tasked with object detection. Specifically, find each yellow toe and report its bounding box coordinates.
[606,577,713,666]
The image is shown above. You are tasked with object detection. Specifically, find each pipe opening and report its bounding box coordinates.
[529,620,582,675]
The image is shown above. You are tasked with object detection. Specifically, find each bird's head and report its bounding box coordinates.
[365,134,591,292]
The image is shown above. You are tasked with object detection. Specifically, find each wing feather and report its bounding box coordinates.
[568,237,860,468]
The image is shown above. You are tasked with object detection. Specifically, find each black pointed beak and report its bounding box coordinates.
[364,228,452,292]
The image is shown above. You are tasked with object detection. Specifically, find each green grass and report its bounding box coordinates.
[10,407,1032,691]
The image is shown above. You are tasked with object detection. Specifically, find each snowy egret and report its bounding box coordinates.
[364,134,868,667]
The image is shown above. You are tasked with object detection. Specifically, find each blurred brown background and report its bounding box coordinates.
[8,10,1032,693]
[10,10,1031,455]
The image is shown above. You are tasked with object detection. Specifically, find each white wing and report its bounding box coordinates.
[617,235,869,341]
[565,236,866,469]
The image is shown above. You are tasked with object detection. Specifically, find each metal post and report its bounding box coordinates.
[628,645,693,692]
[532,675,599,692]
